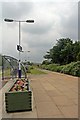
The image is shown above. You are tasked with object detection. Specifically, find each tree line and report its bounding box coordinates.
[43,38,80,65]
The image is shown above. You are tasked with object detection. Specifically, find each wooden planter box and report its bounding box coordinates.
[5,79,32,112]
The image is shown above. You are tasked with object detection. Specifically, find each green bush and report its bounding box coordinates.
[70,61,80,77]
[29,66,34,70]
[56,66,64,72]
[61,61,80,77]
[41,61,80,77]
[42,64,60,72]
[61,63,74,74]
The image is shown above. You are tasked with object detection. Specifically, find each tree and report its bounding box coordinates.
[44,38,78,65]
[42,60,51,65]
[73,41,80,61]
[77,52,80,61]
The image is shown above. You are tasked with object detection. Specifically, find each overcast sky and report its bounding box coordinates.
[1,0,79,63]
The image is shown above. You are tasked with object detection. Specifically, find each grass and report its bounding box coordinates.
[4,69,11,76]
[0,71,2,76]
[30,68,46,75]
[1,66,46,78]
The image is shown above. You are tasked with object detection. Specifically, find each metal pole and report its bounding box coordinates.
[18,21,21,78]
[2,56,4,80]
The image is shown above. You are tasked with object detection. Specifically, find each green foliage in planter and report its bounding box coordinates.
[10,79,28,92]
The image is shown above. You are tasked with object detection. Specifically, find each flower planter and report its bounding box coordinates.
[5,79,32,112]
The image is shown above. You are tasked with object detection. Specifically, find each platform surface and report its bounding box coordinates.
[0,70,78,119]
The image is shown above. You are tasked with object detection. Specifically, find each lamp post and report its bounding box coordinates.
[4,18,34,78]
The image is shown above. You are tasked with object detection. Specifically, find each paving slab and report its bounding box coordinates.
[58,105,78,118]
[36,101,63,118]
[34,93,52,102]
[47,90,64,97]
[52,95,75,106]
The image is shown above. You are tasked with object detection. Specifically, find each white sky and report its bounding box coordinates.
[1,0,79,63]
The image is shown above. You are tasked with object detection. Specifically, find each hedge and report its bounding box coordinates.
[41,61,80,77]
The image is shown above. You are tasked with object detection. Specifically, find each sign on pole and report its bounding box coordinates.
[17,45,22,52]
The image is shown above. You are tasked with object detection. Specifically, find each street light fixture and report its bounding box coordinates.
[4,18,14,22]
[4,18,34,78]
